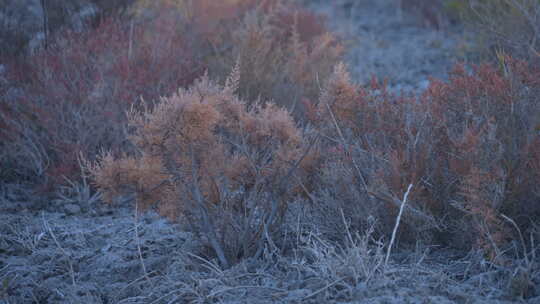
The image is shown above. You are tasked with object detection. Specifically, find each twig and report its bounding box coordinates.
[148,282,195,304]
[185,252,223,275]
[367,187,436,227]
[41,213,76,286]
[500,213,529,265]
[324,100,369,192]
[302,277,345,300]
[189,144,229,269]
[385,183,413,268]
[40,0,48,50]
[208,285,286,298]
[128,19,134,61]
[133,201,153,287]
[340,207,354,246]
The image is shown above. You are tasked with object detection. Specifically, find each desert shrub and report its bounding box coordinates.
[0,0,339,193]
[446,0,540,62]
[86,71,319,268]
[0,14,202,190]
[306,63,443,245]
[221,1,342,112]
[133,0,343,116]
[213,0,343,115]
[423,58,540,257]
[307,60,540,258]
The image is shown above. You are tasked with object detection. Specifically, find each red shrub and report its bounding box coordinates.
[423,59,540,243]
[310,59,540,256]
[0,13,203,189]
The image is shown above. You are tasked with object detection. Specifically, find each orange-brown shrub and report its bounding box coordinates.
[309,59,540,257]
[86,71,318,267]
[239,5,342,113]
[159,0,344,114]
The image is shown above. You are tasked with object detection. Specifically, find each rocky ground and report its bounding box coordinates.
[1,1,539,303]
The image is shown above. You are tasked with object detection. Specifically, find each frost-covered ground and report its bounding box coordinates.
[1,194,532,303]
[307,0,468,93]
[1,1,539,303]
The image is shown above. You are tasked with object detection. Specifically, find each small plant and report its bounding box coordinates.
[86,70,318,268]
